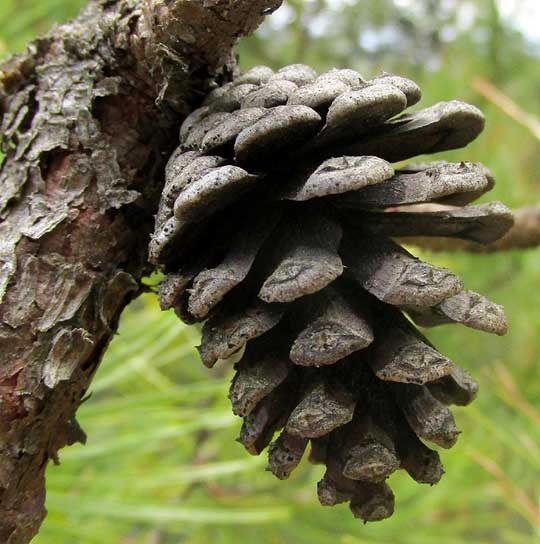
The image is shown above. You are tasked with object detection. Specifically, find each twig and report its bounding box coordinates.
[473,77,540,142]
[466,446,540,527]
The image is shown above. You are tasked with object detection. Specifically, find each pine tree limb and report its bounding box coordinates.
[0,1,280,542]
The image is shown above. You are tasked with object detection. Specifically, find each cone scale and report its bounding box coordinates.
[150,64,513,522]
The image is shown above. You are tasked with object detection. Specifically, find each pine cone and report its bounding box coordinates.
[150,64,513,522]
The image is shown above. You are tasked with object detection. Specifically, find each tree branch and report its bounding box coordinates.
[473,77,540,142]
[0,1,280,542]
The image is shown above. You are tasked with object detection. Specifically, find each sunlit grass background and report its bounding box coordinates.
[2,1,540,543]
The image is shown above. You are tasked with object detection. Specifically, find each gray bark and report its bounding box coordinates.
[0,1,280,542]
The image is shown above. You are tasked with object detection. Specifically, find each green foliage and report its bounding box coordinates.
[0,0,86,55]
[2,1,540,543]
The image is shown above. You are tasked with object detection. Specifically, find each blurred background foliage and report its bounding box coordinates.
[2,0,540,542]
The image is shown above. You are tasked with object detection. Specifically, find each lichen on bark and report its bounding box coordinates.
[0,1,280,542]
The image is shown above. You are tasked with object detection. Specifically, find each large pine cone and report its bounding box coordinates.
[150,64,513,522]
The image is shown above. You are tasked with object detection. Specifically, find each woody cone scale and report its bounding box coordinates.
[150,64,512,521]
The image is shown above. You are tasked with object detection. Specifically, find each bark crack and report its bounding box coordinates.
[0,1,281,542]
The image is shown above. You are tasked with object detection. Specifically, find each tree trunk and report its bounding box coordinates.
[0,1,280,542]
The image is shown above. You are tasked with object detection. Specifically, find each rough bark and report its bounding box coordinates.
[0,1,280,542]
